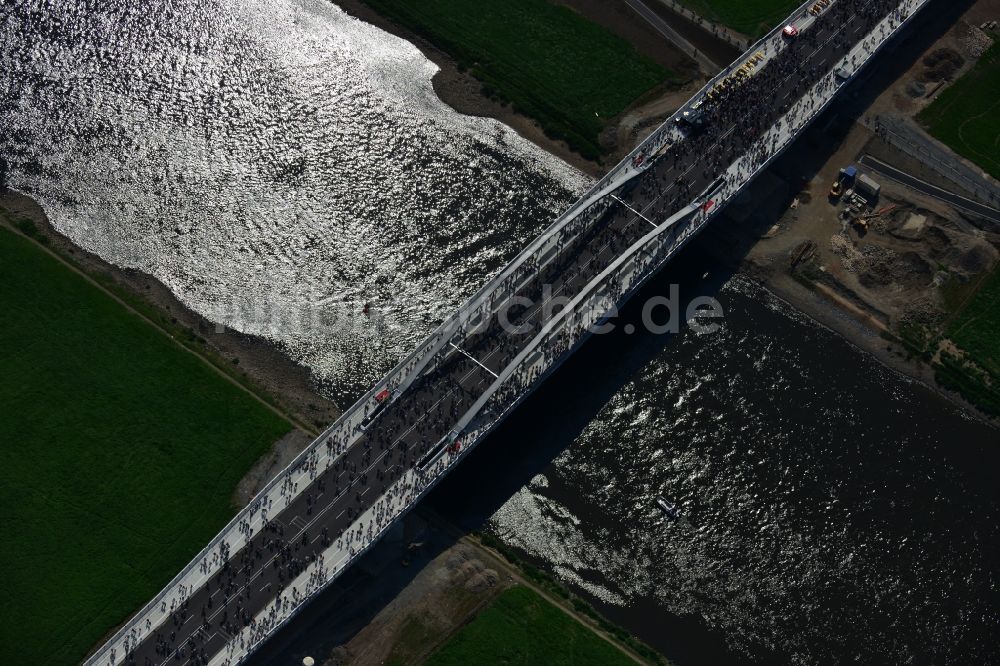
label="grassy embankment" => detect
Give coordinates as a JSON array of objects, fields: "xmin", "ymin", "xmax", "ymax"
[
  {"xmin": 424, "ymin": 586, "xmax": 636, "ymax": 666},
  {"xmin": 918, "ymin": 40, "xmax": 1000, "ymax": 180},
  {"xmin": 475, "ymin": 533, "xmax": 666, "ymax": 664},
  {"xmin": 360, "ymin": 0, "xmax": 677, "ymax": 161},
  {"xmin": 675, "ymin": 0, "xmax": 802, "ymax": 38},
  {"xmin": 890, "ymin": 251, "xmax": 1000, "ymax": 418},
  {"xmin": 0, "ymin": 223, "xmax": 292, "ymax": 664}
]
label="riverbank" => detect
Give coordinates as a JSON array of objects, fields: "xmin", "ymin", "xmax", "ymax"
[
  {"xmin": 0, "ymin": 192, "xmax": 340, "ymax": 438},
  {"xmin": 332, "ymin": 0, "xmax": 709, "ymax": 174},
  {"xmin": 720, "ymin": 139, "xmax": 1000, "ymax": 424},
  {"xmin": 711, "ymin": 0, "xmax": 1000, "ymax": 422}
]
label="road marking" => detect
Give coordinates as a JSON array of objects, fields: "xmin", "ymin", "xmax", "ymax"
[
  {"xmin": 611, "ymin": 194, "xmax": 656, "ymax": 227},
  {"xmin": 448, "ymin": 342, "xmax": 499, "ymax": 378}
]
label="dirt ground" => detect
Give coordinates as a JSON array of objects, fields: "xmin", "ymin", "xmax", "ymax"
[
  {"xmin": 863, "ymin": 0, "xmax": 1000, "ymax": 122},
  {"xmin": 318, "ymin": 527, "xmax": 649, "ymax": 666},
  {"xmin": 326, "ymin": 540, "xmax": 513, "ymax": 666}
]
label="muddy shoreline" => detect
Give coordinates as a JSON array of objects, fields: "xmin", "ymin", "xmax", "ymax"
[
  {"xmin": 746, "ymin": 264, "xmax": 995, "ymax": 425},
  {"xmin": 0, "ymin": 191, "xmax": 341, "ymax": 436},
  {"xmin": 331, "ymin": 0, "xmax": 712, "ymax": 175},
  {"xmin": 746, "ymin": 229, "xmax": 999, "ymax": 426}
]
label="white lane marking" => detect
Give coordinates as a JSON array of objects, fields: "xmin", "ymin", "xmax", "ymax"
[
  {"xmin": 447, "ymin": 342, "xmax": 499, "ymax": 378},
  {"xmin": 611, "ymin": 194, "xmax": 656, "ymax": 227}
]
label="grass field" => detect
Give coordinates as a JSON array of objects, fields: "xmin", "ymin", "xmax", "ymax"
[
  {"xmin": 424, "ymin": 586, "xmax": 634, "ymax": 665},
  {"xmin": 361, "ymin": 0, "xmax": 675, "ymax": 160},
  {"xmin": 935, "ymin": 265, "xmax": 1000, "ymax": 415},
  {"xmin": 947, "ymin": 268, "xmax": 1000, "ymax": 377},
  {"xmin": 0, "ymin": 225, "xmax": 292, "ymax": 663},
  {"xmin": 675, "ymin": 0, "xmax": 802, "ymax": 38},
  {"xmin": 918, "ymin": 41, "xmax": 1000, "ymax": 181}
]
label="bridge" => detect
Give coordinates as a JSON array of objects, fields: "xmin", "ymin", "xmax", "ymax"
[{"xmin": 87, "ymin": 0, "xmax": 936, "ymax": 663}]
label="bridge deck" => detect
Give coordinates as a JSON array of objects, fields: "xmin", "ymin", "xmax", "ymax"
[{"xmin": 89, "ymin": 0, "xmax": 936, "ymax": 663}]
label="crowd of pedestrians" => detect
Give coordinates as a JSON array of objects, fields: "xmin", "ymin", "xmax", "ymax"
[{"xmin": 104, "ymin": 1, "xmax": 918, "ymax": 663}]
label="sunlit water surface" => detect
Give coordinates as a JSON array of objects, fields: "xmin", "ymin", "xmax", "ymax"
[{"xmin": 0, "ymin": 0, "xmax": 586, "ymax": 402}]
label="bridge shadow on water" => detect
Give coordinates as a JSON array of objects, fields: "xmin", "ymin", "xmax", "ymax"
[
  {"xmin": 247, "ymin": 2, "xmax": 973, "ymax": 663},
  {"xmin": 426, "ymin": 247, "xmax": 752, "ymax": 666},
  {"xmin": 248, "ymin": 245, "xmax": 744, "ymax": 666}
]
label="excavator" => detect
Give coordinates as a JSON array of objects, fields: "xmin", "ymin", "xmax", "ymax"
[
  {"xmin": 829, "ymin": 178, "xmax": 844, "ymax": 199},
  {"xmin": 851, "ymin": 204, "xmax": 899, "ymax": 233}
]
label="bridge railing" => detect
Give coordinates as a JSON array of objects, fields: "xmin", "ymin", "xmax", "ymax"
[
  {"xmin": 407, "ymin": 0, "xmax": 825, "ymax": 365},
  {"xmin": 442, "ymin": 0, "xmax": 938, "ymax": 469},
  {"xmin": 88, "ymin": 93, "xmax": 622, "ymax": 666},
  {"xmin": 396, "ymin": 0, "xmax": 831, "ymax": 395},
  {"xmin": 89, "ymin": 0, "xmax": 933, "ymax": 662},
  {"xmin": 223, "ymin": 2, "xmax": 937, "ymax": 660},
  {"xmin": 423, "ymin": 200, "xmax": 705, "ymax": 472}
]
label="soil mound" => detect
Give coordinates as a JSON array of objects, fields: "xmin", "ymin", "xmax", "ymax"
[{"xmin": 919, "ymin": 48, "xmax": 965, "ymax": 81}]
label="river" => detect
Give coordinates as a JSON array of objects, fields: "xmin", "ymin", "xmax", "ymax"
[
  {"xmin": 2, "ymin": 1, "xmax": 998, "ymax": 664},
  {"xmin": 431, "ymin": 247, "xmax": 1000, "ymax": 665},
  {"xmin": 0, "ymin": 0, "xmax": 585, "ymax": 403}
]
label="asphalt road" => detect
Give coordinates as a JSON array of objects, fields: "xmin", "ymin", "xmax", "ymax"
[
  {"xmin": 115, "ymin": 1, "xmax": 914, "ymax": 663},
  {"xmin": 860, "ymin": 154, "xmax": 1000, "ymax": 224},
  {"xmin": 624, "ymin": 0, "xmax": 722, "ymax": 73},
  {"xmin": 874, "ymin": 115, "xmax": 1000, "ymax": 208}
]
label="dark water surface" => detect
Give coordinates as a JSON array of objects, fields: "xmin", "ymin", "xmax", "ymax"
[{"xmin": 431, "ymin": 247, "xmax": 1000, "ymax": 665}]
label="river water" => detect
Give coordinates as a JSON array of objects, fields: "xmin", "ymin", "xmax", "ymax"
[
  {"xmin": 0, "ymin": 0, "xmax": 585, "ymax": 402},
  {"xmin": 457, "ymin": 260, "xmax": 1000, "ymax": 665},
  {"xmin": 3, "ymin": 2, "xmax": 998, "ymax": 665}
]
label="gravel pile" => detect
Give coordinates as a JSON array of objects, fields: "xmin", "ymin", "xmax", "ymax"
[
  {"xmin": 830, "ymin": 234, "xmax": 893, "ymax": 273},
  {"xmin": 959, "ymin": 25, "xmax": 993, "ymax": 59}
]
